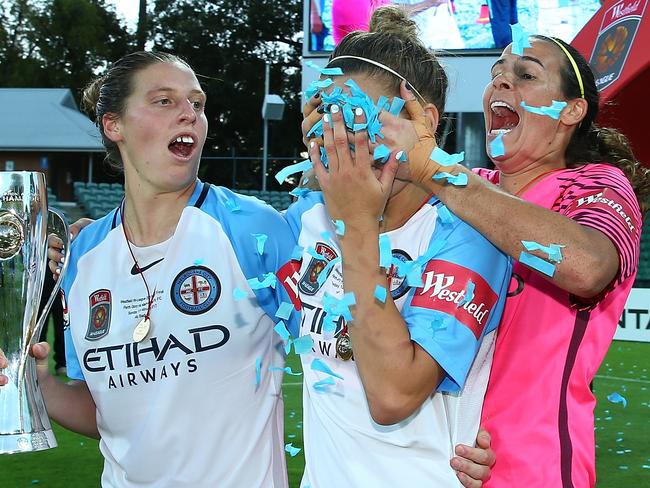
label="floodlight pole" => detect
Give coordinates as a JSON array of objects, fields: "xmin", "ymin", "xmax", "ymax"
[{"xmin": 262, "ymin": 62, "xmax": 270, "ymax": 192}]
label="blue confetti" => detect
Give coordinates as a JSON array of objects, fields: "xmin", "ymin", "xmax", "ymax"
[
  {"xmin": 252, "ymin": 233, "xmax": 268, "ymax": 255},
  {"xmin": 224, "ymin": 198, "xmax": 241, "ymax": 213},
  {"xmin": 275, "ymin": 160, "xmax": 314, "ymax": 185},
  {"xmin": 248, "ymin": 272, "xmax": 277, "ymax": 290},
  {"xmin": 305, "ymin": 60, "xmax": 343, "ymax": 76},
  {"xmin": 255, "ymin": 357, "xmax": 262, "ymax": 385},
  {"xmin": 316, "ymin": 257, "xmax": 341, "ymax": 287},
  {"xmin": 520, "ymin": 100, "xmax": 568, "ymax": 120},
  {"xmin": 306, "ymin": 246, "xmax": 327, "ymax": 261},
  {"xmin": 311, "ymin": 358, "xmax": 344, "ymax": 380},
  {"xmin": 607, "ymin": 392, "xmax": 628, "ymax": 408},
  {"xmin": 457, "ymin": 280, "xmax": 475, "ymax": 308},
  {"xmin": 322, "ymin": 313, "xmax": 338, "ymax": 334},
  {"xmin": 275, "ymin": 302, "xmax": 294, "ymax": 321},
  {"xmin": 432, "ymin": 172, "xmax": 468, "ymax": 187},
  {"xmin": 306, "ymin": 119, "xmax": 323, "ymax": 138},
  {"xmin": 193, "ymin": 258, "xmax": 204, "ymax": 265},
  {"xmin": 490, "ymin": 132, "xmax": 506, "ymax": 157},
  {"xmin": 289, "ymin": 187, "xmax": 311, "ymax": 198},
  {"xmin": 379, "ymin": 234, "xmax": 392, "ymax": 269},
  {"xmin": 519, "ymin": 251, "xmax": 556, "ymax": 277},
  {"xmin": 285, "ymin": 443, "xmax": 302, "ymax": 457},
  {"xmin": 430, "ymin": 147, "xmax": 465, "ymax": 166},
  {"xmin": 333, "ymin": 219, "xmax": 345, "ymax": 236},
  {"xmin": 373, "ymin": 144, "xmax": 391, "ymax": 163},
  {"xmin": 389, "ymin": 96, "xmax": 405, "ymax": 116},
  {"xmin": 273, "ymin": 321, "xmax": 291, "ymax": 341},
  {"xmin": 323, "ymin": 292, "xmax": 356, "ymax": 322},
  {"xmin": 437, "ymin": 205, "xmax": 454, "ymax": 224},
  {"xmin": 374, "ymin": 285, "xmax": 387, "ymax": 303},
  {"xmin": 510, "ymin": 23, "xmax": 532, "ymax": 56},
  {"xmin": 293, "ymin": 334, "xmax": 314, "ymax": 355},
  {"xmin": 521, "ymin": 240, "xmax": 565, "ymax": 263},
  {"xmin": 291, "ymin": 245, "xmax": 304, "ymax": 261},
  {"xmin": 233, "ymin": 287, "xmax": 248, "ymax": 301},
  {"xmin": 313, "ymin": 377, "xmax": 336, "ymax": 391}
]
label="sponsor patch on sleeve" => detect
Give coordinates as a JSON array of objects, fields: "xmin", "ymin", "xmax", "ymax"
[
  {"xmin": 567, "ymin": 188, "xmax": 638, "ymax": 235},
  {"xmin": 410, "ymin": 260, "xmax": 498, "ymax": 339}
]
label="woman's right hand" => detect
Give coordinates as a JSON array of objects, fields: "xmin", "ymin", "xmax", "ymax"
[
  {"xmin": 48, "ymin": 217, "xmax": 94, "ymax": 279},
  {"xmin": 0, "ymin": 342, "xmax": 51, "ymax": 386}
]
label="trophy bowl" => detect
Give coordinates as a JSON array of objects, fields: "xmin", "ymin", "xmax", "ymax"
[{"xmin": 0, "ymin": 171, "xmax": 70, "ymax": 454}]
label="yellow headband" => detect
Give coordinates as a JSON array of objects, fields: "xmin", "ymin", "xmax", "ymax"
[{"xmin": 547, "ymin": 37, "xmax": 585, "ymax": 99}]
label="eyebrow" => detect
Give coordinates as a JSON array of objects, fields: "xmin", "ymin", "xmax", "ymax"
[
  {"xmin": 147, "ymin": 87, "xmax": 206, "ymax": 97},
  {"xmin": 491, "ymin": 55, "xmax": 545, "ymax": 72}
]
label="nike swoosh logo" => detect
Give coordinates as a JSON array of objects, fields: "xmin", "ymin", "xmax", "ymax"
[{"xmin": 130, "ymin": 258, "xmax": 164, "ymax": 275}]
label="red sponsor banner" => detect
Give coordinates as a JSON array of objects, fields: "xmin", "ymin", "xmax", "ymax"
[
  {"xmin": 568, "ymin": 187, "xmax": 638, "ymax": 235},
  {"xmin": 90, "ymin": 289, "xmax": 110, "ymax": 307},
  {"xmin": 276, "ymin": 259, "xmax": 302, "ymax": 310},
  {"xmin": 411, "ymin": 260, "xmax": 497, "ymax": 339},
  {"xmin": 602, "ymin": 0, "xmax": 646, "ymax": 28}
]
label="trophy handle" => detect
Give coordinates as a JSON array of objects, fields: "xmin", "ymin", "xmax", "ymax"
[{"xmin": 33, "ymin": 208, "xmax": 71, "ymax": 337}]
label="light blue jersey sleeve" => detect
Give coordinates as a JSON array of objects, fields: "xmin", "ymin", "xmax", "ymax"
[
  {"xmin": 61, "ymin": 210, "xmax": 119, "ymax": 381},
  {"xmin": 201, "ymin": 186, "xmax": 302, "ymax": 337},
  {"xmin": 401, "ymin": 207, "xmax": 511, "ymax": 393}
]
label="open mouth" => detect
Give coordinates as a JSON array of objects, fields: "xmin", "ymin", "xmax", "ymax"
[
  {"xmin": 490, "ymin": 101, "xmax": 520, "ymax": 134},
  {"xmin": 168, "ymin": 135, "xmax": 196, "ymax": 158}
]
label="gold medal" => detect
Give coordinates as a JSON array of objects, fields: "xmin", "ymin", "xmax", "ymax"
[
  {"xmin": 335, "ymin": 332, "xmax": 353, "ymax": 361},
  {"xmin": 133, "ymin": 317, "xmax": 151, "ymax": 343}
]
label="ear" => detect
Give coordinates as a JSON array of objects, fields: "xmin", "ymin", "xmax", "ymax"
[
  {"xmin": 102, "ymin": 114, "xmax": 123, "ymax": 143},
  {"xmin": 559, "ymin": 98, "xmax": 588, "ymax": 128},
  {"xmin": 422, "ymin": 103, "xmax": 440, "ymax": 133}
]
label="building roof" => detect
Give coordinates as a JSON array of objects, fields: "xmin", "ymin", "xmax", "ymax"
[{"xmin": 0, "ymin": 88, "xmax": 104, "ymax": 152}]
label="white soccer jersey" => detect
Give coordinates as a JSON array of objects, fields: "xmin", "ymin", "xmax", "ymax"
[
  {"xmin": 62, "ymin": 181, "xmax": 300, "ymax": 488},
  {"xmin": 284, "ymin": 193, "xmax": 511, "ymax": 488}
]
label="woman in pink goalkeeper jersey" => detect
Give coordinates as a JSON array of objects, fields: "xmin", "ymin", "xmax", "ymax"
[{"xmin": 325, "ymin": 34, "xmax": 650, "ymax": 487}]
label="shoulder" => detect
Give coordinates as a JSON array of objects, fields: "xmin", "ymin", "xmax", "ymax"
[
  {"xmin": 71, "ymin": 208, "xmax": 119, "ymax": 259},
  {"xmin": 285, "ymin": 191, "xmax": 326, "ymax": 228}
]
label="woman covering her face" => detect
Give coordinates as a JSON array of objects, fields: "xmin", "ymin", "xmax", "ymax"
[{"xmin": 301, "ymin": 15, "xmax": 650, "ymax": 487}]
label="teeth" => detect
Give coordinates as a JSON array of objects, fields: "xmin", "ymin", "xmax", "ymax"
[
  {"xmin": 490, "ymin": 101, "xmax": 515, "ymax": 112},
  {"xmin": 490, "ymin": 128, "xmax": 512, "ymax": 135},
  {"xmin": 174, "ymin": 136, "xmax": 194, "ymax": 144}
]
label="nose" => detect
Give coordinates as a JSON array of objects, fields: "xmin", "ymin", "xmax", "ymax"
[
  {"xmin": 492, "ymin": 72, "xmax": 513, "ymax": 91},
  {"xmin": 178, "ymin": 99, "xmax": 197, "ymax": 124}
]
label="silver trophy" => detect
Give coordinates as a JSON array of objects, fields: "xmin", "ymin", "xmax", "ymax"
[{"xmin": 0, "ymin": 171, "xmax": 70, "ymax": 454}]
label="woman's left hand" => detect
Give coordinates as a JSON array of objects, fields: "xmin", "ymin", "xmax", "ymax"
[
  {"xmin": 451, "ymin": 428, "xmax": 496, "ymax": 487},
  {"xmin": 311, "ymin": 104, "xmax": 399, "ymax": 227}
]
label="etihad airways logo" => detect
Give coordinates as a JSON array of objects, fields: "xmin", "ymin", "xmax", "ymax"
[
  {"xmin": 411, "ymin": 260, "xmax": 498, "ymax": 339},
  {"xmin": 574, "ymin": 189, "xmax": 636, "ymax": 234}
]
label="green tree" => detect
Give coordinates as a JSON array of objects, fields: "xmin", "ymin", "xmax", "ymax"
[
  {"xmin": 0, "ymin": 0, "xmax": 131, "ymax": 96},
  {"xmin": 152, "ymin": 0, "xmax": 304, "ymax": 189}
]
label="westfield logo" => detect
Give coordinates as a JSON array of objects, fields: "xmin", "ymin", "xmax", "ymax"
[{"xmin": 419, "ymin": 272, "xmax": 491, "ymax": 326}]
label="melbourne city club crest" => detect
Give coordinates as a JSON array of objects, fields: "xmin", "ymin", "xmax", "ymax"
[
  {"xmin": 171, "ymin": 266, "xmax": 221, "ymax": 315},
  {"xmin": 86, "ymin": 289, "xmax": 112, "ymax": 341},
  {"xmin": 298, "ymin": 242, "xmax": 338, "ymax": 295},
  {"xmin": 388, "ymin": 249, "xmax": 413, "ymax": 300}
]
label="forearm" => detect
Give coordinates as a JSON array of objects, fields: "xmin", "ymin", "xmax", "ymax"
[
  {"xmin": 39, "ymin": 373, "xmax": 99, "ymax": 438},
  {"xmin": 424, "ymin": 166, "xmax": 619, "ymax": 297},
  {"xmin": 340, "ymin": 222, "xmax": 442, "ymax": 425}
]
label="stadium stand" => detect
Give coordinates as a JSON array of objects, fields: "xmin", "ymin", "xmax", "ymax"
[{"xmin": 71, "ymin": 182, "xmax": 294, "ymax": 219}]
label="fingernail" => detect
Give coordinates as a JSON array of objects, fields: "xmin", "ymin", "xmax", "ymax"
[
  {"xmin": 323, "ymin": 114, "xmax": 330, "ymax": 124},
  {"xmin": 310, "ymin": 141, "xmax": 316, "ymax": 148},
  {"xmin": 451, "ymin": 458, "xmax": 461, "ymax": 470},
  {"xmin": 354, "ymin": 107, "xmax": 364, "ymax": 117},
  {"xmin": 70, "ymin": 232, "xmax": 75, "ymax": 240},
  {"xmin": 314, "ymin": 92, "xmax": 320, "ymax": 99},
  {"xmin": 456, "ymin": 445, "xmax": 466, "ymax": 455},
  {"xmin": 60, "ymin": 256, "xmax": 65, "ymax": 264},
  {"xmin": 330, "ymin": 104, "xmax": 340, "ymax": 114},
  {"xmin": 317, "ymin": 105, "xmax": 326, "ymax": 114},
  {"xmin": 55, "ymin": 268, "xmax": 61, "ymax": 275},
  {"xmin": 396, "ymin": 150, "xmax": 404, "ymax": 160},
  {"xmin": 405, "ymin": 82, "xmax": 413, "ymax": 91}
]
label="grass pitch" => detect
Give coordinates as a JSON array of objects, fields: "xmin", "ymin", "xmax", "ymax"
[{"xmin": 0, "ymin": 334, "xmax": 647, "ymax": 487}]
